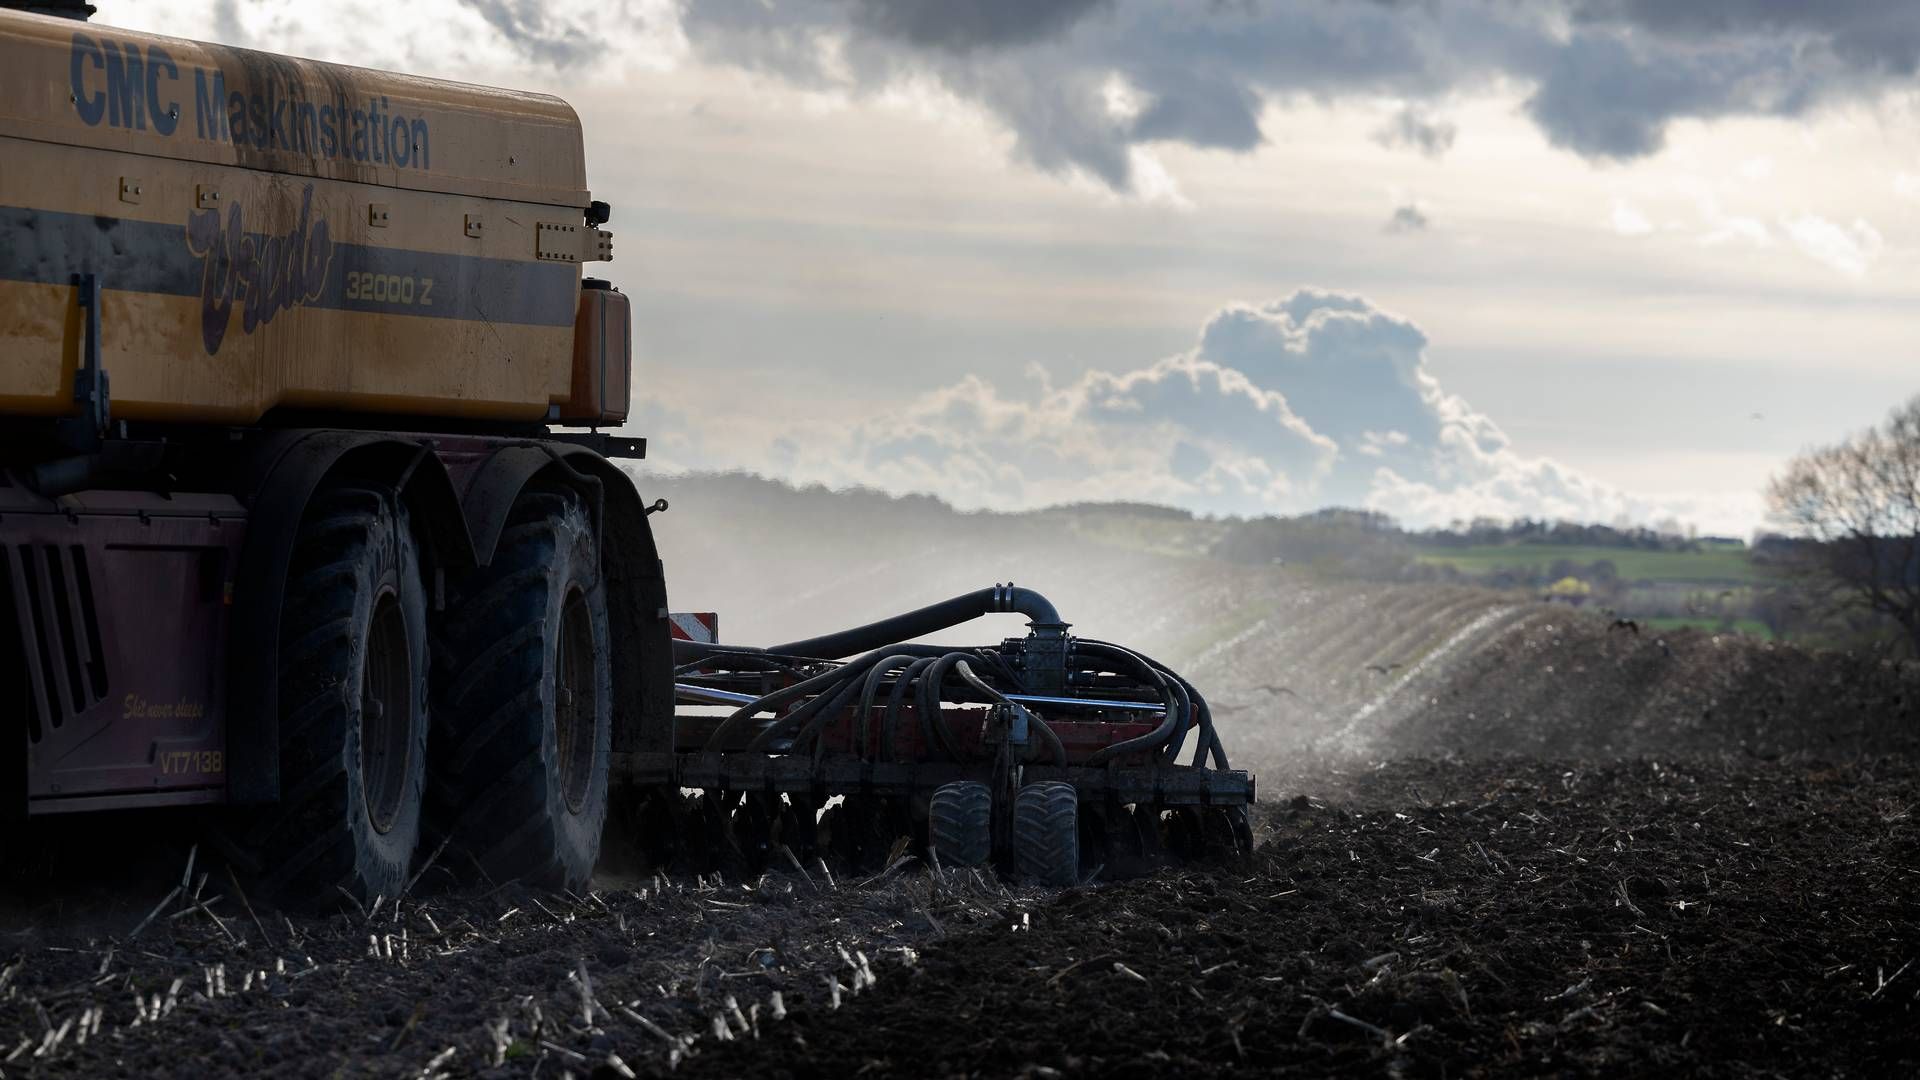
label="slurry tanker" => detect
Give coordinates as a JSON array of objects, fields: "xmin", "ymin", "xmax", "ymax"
[{"xmin": 0, "ymin": 3, "xmax": 1252, "ymax": 906}]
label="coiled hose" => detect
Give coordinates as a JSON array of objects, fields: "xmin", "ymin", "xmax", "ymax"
[{"xmin": 688, "ymin": 586, "xmax": 1223, "ymax": 770}]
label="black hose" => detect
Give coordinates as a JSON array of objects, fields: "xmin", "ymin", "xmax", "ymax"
[
  {"xmin": 976, "ymin": 649, "xmax": 1029, "ymax": 693},
  {"xmin": 954, "ymin": 660, "xmax": 1065, "ymax": 766},
  {"xmin": 703, "ymin": 646, "xmax": 896, "ymax": 751},
  {"xmin": 791, "ymin": 672, "xmax": 879, "ymax": 760},
  {"xmin": 1181, "ymin": 685, "xmax": 1226, "ymax": 770},
  {"xmin": 764, "ymin": 586, "xmax": 1066, "ymax": 660},
  {"xmin": 1080, "ymin": 639, "xmax": 1230, "ymax": 770},
  {"xmin": 747, "ymin": 672, "xmax": 854, "ymax": 752},
  {"xmin": 884, "ymin": 656, "xmax": 937, "ymax": 762},
  {"xmin": 917, "ymin": 651, "xmax": 982, "ymax": 760},
  {"xmin": 1157, "ymin": 671, "xmax": 1196, "ymax": 763},
  {"xmin": 1075, "ymin": 640, "xmax": 1184, "ymax": 766},
  {"xmin": 684, "ymin": 600, "xmax": 1230, "ymax": 771},
  {"xmin": 854, "ymin": 654, "xmax": 919, "ymax": 761}
]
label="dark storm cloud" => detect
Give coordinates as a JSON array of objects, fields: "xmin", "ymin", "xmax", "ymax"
[
  {"xmin": 447, "ymin": 2, "xmax": 1917, "ymax": 189},
  {"xmin": 1374, "ymin": 105, "xmax": 1457, "ymax": 157},
  {"xmin": 845, "ymin": 0, "xmax": 1113, "ymax": 52},
  {"xmin": 667, "ymin": 0, "xmax": 1920, "ymax": 192},
  {"xmin": 1574, "ymin": 0, "xmax": 1920, "ymax": 76},
  {"xmin": 684, "ymin": 0, "xmax": 1471, "ymax": 189},
  {"xmin": 456, "ymin": 0, "xmax": 599, "ymax": 67}
]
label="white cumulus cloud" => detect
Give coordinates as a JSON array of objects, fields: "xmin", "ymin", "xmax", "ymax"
[
  {"xmin": 1610, "ymin": 199, "xmax": 1654, "ymax": 236},
  {"xmin": 746, "ymin": 289, "xmax": 1709, "ymax": 528},
  {"xmin": 1779, "ymin": 214, "xmax": 1884, "ymax": 278}
]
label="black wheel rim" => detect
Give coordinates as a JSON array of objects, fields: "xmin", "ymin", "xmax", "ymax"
[
  {"xmin": 361, "ymin": 591, "xmax": 411, "ymax": 835},
  {"xmin": 555, "ymin": 586, "xmax": 599, "ymax": 814}
]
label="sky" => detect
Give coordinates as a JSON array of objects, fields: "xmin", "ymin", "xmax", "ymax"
[{"xmin": 101, "ymin": 0, "xmax": 1920, "ymax": 536}]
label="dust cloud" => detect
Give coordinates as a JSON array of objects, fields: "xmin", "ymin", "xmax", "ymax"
[
  {"xmin": 633, "ymin": 472, "xmax": 1476, "ymax": 784},
  {"xmin": 634, "ymin": 472, "xmax": 1919, "ymax": 790}
]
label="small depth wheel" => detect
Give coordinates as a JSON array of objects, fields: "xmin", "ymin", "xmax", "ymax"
[
  {"xmin": 1011, "ymin": 781, "xmax": 1080, "ymax": 887},
  {"xmin": 928, "ymin": 781, "xmax": 992, "ymax": 868}
]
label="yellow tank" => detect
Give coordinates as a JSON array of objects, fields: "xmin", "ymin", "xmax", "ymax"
[{"xmin": 0, "ymin": 8, "xmax": 612, "ymax": 424}]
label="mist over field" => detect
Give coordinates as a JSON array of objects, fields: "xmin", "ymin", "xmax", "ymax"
[{"xmin": 639, "ymin": 471, "xmax": 1919, "ymax": 787}]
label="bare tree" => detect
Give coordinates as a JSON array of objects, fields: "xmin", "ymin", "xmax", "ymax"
[{"xmin": 1766, "ymin": 395, "xmax": 1920, "ymax": 655}]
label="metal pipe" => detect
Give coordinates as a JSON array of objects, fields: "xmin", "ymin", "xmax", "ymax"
[
  {"xmin": 676, "ymin": 683, "xmax": 759, "ymax": 706},
  {"xmin": 1002, "ymin": 694, "xmax": 1163, "ymax": 713}
]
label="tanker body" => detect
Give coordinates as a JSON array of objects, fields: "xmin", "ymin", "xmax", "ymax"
[
  {"xmin": 2, "ymin": 6, "xmax": 1254, "ymax": 907},
  {"xmin": 0, "ymin": 4, "xmax": 673, "ymax": 904}
]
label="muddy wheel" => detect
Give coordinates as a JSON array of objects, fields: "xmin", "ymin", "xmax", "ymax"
[
  {"xmin": 428, "ymin": 486, "xmax": 611, "ymax": 892},
  {"xmin": 928, "ymin": 781, "xmax": 992, "ymax": 868},
  {"xmin": 232, "ymin": 484, "xmax": 429, "ymax": 909},
  {"xmin": 1012, "ymin": 781, "xmax": 1079, "ymax": 886}
]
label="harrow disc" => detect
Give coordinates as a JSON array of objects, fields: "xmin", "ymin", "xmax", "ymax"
[{"xmin": 1166, "ymin": 805, "xmax": 1251, "ymax": 864}]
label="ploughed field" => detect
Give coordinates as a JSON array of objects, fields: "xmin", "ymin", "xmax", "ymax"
[
  {"xmin": 5, "ymin": 759, "xmax": 1917, "ymax": 1079},
  {"xmin": 4, "ymin": 580, "xmax": 1916, "ymax": 1079}
]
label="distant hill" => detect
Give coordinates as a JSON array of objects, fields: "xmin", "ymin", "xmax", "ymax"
[{"xmin": 628, "ymin": 471, "xmax": 1806, "ymax": 645}]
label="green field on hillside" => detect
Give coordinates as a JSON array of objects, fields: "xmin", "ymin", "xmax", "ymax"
[
  {"xmin": 1413, "ymin": 543, "xmax": 1763, "ymax": 584},
  {"xmin": 1641, "ymin": 615, "xmax": 1776, "ymax": 638}
]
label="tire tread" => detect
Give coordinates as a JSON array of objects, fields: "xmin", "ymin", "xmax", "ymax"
[
  {"xmin": 1012, "ymin": 781, "xmax": 1079, "ymax": 886},
  {"xmin": 928, "ymin": 781, "xmax": 992, "ymax": 868}
]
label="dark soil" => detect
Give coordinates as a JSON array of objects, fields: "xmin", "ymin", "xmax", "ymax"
[
  {"xmin": 678, "ymin": 757, "xmax": 1920, "ymax": 1079},
  {"xmin": 4, "ymin": 756, "xmax": 1914, "ymax": 1078},
  {"xmin": 4, "ymin": 579, "xmax": 1918, "ymax": 1077},
  {"xmin": 1383, "ymin": 618, "xmax": 1920, "ymax": 762},
  {"xmin": 0, "ymin": 843, "xmax": 1015, "ymax": 1078}
]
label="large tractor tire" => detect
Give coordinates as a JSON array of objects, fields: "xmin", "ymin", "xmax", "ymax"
[
  {"xmin": 428, "ymin": 486, "xmax": 612, "ymax": 891},
  {"xmin": 928, "ymin": 781, "xmax": 992, "ymax": 868},
  {"xmin": 231, "ymin": 483, "xmax": 430, "ymax": 909},
  {"xmin": 1011, "ymin": 781, "xmax": 1080, "ymax": 887}
]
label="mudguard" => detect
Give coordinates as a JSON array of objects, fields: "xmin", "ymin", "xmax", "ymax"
[{"xmin": 459, "ymin": 443, "xmax": 674, "ymax": 765}]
